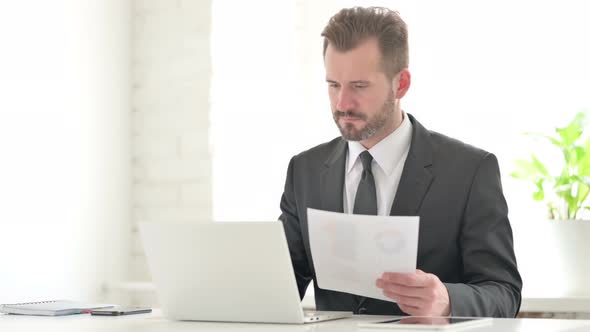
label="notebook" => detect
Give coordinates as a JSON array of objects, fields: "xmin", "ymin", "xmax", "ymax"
[{"xmin": 0, "ymin": 300, "xmax": 114, "ymax": 316}]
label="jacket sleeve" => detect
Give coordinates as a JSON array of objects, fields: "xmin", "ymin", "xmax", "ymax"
[
  {"xmin": 445, "ymin": 153, "xmax": 523, "ymax": 317},
  {"xmin": 278, "ymin": 156, "xmax": 313, "ymax": 300}
]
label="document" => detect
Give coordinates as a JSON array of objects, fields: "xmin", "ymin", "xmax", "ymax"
[{"xmin": 307, "ymin": 208, "xmax": 419, "ymax": 302}]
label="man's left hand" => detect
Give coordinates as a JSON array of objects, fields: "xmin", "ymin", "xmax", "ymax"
[{"xmin": 375, "ymin": 269, "xmax": 451, "ymax": 316}]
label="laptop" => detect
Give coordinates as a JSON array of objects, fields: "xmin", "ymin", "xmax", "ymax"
[{"xmin": 139, "ymin": 221, "xmax": 352, "ymax": 324}]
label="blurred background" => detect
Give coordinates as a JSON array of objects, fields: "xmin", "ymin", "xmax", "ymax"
[{"xmin": 0, "ymin": 0, "xmax": 589, "ymax": 314}]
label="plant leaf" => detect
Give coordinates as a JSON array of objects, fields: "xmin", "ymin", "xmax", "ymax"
[
  {"xmin": 571, "ymin": 146, "xmax": 586, "ymax": 164},
  {"xmin": 532, "ymin": 180, "xmax": 545, "ymax": 201},
  {"xmin": 540, "ymin": 134, "xmax": 564, "ymax": 148},
  {"xmin": 579, "ymin": 137, "xmax": 590, "ymax": 176},
  {"xmin": 554, "ymin": 175, "xmax": 571, "ymax": 191},
  {"xmin": 566, "ymin": 195, "xmax": 577, "ymax": 219},
  {"xmin": 530, "ymin": 154, "xmax": 550, "ymax": 177},
  {"xmin": 511, "ymin": 159, "xmax": 545, "ymax": 181},
  {"xmin": 576, "ymin": 182, "xmax": 590, "ymax": 212},
  {"xmin": 556, "ymin": 112, "xmax": 586, "ymax": 146}
]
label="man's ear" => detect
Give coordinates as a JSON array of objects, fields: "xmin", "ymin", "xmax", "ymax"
[{"xmin": 392, "ymin": 69, "xmax": 411, "ymax": 99}]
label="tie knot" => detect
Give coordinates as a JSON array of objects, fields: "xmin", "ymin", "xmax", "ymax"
[{"xmin": 359, "ymin": 151, "xmax": 373, "ymax": 172}]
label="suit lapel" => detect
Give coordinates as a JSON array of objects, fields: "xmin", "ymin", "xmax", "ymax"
[
  {"xmin": 318, "ymin": 139, "xmax": 357, "ymax": 308},
  {"xmin": 319, "ymin": 139, "xmax": 347, "ymax": 213},
  {"xmin": 390, "ymin": 114, "xmax": 434, "ymax": 216}
]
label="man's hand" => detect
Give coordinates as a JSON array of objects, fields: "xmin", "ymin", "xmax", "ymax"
[{"xmin": 375, "ymin": 269, "xmax": 451, "ymax": 316}]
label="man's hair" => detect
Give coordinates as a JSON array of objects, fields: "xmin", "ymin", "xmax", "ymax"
[{"xmin": 321, "ymin": 7, "xmax": 409, "ymax": 80}]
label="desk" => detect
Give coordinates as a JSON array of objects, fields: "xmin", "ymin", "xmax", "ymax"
[
  {"xmin": 110, "ymin": 282, "xmax": 590, "ymax": 318},
  {"xmin": 301, "ymin": 295, "xmax": 590, "ymax": 319},
  {"xmin": 1, "ymin": 311, "xmax": 590, "ymax": 332},
  {"xmin": 520, "ymin": 297, "xmax": 590, "ymax": 318}
]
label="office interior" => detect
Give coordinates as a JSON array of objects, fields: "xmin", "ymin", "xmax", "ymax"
[{"xmin": 0, "ymin": 0, "xmax": 589, "ymax": 321}]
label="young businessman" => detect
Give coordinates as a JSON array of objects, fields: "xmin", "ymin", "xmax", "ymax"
[{"xmin": 278, "ymin": 7, "xmax": 522, "ymax": 317}]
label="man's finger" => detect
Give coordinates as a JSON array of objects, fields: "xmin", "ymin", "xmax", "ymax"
[
  {"xmin": 382, "ymin": 271, "xmax": 430, "ymax": 287},
  {"xmin": 376, "ymin": 278, "xmax": 432, "ymax": 299},
  {"xmin": 383, "ymin": 290, "xmax": 424, "ymax": 308},
  {"xmin": 397, "ymin": 303, "xmax": 422, "ymax": 316}
]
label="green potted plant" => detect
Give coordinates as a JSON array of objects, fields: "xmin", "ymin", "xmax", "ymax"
[
  {"xmin": 511, "ymin": 110, "xmax": 590, "ymax": 296},
  {"xmin": 511, "ymin": 111, "xmax": 590, "ymax": 219}
]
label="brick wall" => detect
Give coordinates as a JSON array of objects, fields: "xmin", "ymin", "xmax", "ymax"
[{"xmin": 131, "ymin": 0, "xmax": 212, "ymax": 293}]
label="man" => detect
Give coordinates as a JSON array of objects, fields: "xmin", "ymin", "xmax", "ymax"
[{"xmin": 278, "ymin": 7, "xmax": 522, "ymax": 317}]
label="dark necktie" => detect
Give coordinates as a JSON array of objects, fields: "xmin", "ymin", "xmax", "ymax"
[
  {"xmin": 353, "ymin": 151, "xmax": 377, "ymax": 215},
  {"xmin": 352, "ymin": 150, "xmax": 377, "ymax": 314}
]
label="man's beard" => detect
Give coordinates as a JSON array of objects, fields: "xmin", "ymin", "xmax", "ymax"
[{"xmin": 333, "ymin": 98, "xmax": 395, "ymax": 141}]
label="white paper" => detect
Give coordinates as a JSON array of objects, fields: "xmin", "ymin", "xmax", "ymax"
[{"xmin": 307, "ymin": 208, "xmax": 419, "ymax": 302}]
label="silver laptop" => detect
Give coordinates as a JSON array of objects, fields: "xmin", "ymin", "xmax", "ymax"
[{"xmin": 139, "ymin": 221, "xmax": 352, "ymax": 324}]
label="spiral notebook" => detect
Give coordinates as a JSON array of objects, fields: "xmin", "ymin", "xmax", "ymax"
[{"xmin": 0, "ymin": 300, "xmax": 114, "ymax": 316}]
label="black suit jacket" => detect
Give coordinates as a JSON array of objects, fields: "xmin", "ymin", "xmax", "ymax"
[{"xmin": 279, "ymin": 114, "xmax": 522, "ymax": 317}]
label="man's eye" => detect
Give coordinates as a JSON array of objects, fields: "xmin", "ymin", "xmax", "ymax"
[
  {"xmin": 354, "ymin": 84, "xmax": 368, "ymax": 89},
  {"xmin": 329, "ymin": 83, "xmax": 339, "ymax": 88}
]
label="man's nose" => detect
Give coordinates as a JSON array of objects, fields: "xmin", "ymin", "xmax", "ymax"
[{"xmin": 336, "ymin": 88, "xmax": 356, "ymax": 111}]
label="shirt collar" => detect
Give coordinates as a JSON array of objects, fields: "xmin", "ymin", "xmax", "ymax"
[{"xmin": 346, "ymin": 111, "xmax": 413, "ymax": 175}]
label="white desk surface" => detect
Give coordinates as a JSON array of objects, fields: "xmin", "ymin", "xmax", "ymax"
[
  {"xmin": 1, "ymin": 311, "xmax": 590, "ymax": 332},
  {"xmin": 302, "ymin": 295, "xmax": 590, "ymax": 313}
]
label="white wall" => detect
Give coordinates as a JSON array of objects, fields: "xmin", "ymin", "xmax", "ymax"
[
  {"xmin": 0, "ymin": 0, "xmax": 130, "ymax": 303},
  {"xmin": 131, "ymin": 0, "xmax": 212, "ymax": 291}
]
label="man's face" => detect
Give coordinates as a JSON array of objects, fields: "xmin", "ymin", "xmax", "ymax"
[{"xmin": 325, "ymin": 38, "xmax": 397, "ymax": 142}]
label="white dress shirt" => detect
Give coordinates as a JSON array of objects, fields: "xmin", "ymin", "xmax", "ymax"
[{"xmin": 343, "ymin": 112, "xmax": 413, "ymax": 216}]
